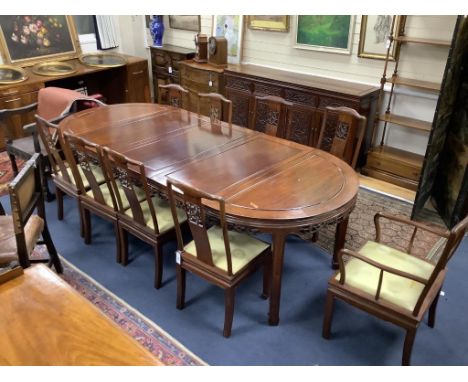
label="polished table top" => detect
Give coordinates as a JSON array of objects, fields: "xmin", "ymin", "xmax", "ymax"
[
  {"xmin": 60, "ymin": 103, "xmax": 359, "ymax": 325},
  {"xmin": 0, "ymin": 265, "xmax": 163, "ymax": 365}
]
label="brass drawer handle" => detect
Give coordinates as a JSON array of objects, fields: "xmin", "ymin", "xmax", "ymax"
[
  {"xmin": 132, "ymin": 70, "xmax": 144, "ymax": 75},
  {"xmin": 5, "ymin": 97, "xmax": 21, "ymax": 103}
]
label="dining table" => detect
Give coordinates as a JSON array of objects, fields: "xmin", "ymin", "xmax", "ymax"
[{"xmin": 59, "ymin": 103, "xmax": 359, "ymax": 325}]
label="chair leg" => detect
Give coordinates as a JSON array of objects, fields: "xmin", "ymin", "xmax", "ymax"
[
  {"xmin": 82, "ymin": 207, "xmax": 91, "ymax": 244},
  {"xmin": 402, "ymin": 328, "xmax": 417, "ymax": 366},
  {"xmin": 77, "ymin": 200, "xmax": 84, "ymax": 238},
  {"xmin": 428, "ymin": 288, "xmax": 442, "ymax": 328},
  {"xmin": 312, "ymin": 231, "xmax": 319, "ymax": 242},
  {"xmin": 261, "ymin": 255, "xmax": 272, "ymax": 299},
  {"xmin": 42, "ymin": 223, "xmax": 63, "ymax": 274},
  {"xmin": 223, "ymin": 287, "xmax": 235, "ymax": 338},
  {"xmin": 8, "ymin": 152, "xmax": 19, "ymax": 176},
  {"xmin": 154, "ymin": 242, "xmax": 163, "ymax": 289},
  {"xmin": 119, "ymin": 226, "xmax": 128, "ymax": 265},
  {"xmin": 56, "ymin": 188, "xmax": 64, "ymax": 220},
  {"xmin": 113, "ymin": 221, "xmax": 121, "ymax": 264},
  {"xmin": 176, "ymin": 264, "xmax": 186, "ymax": 310},
  {"xmin": 322, "ymin": 290, "xmax": 335, "ymax": 339}
]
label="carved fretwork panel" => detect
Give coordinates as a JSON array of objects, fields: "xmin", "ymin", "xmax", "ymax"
[
  {"xmin": 285, "ymin": 107, "xmax": 316, "ymax": 146},
  {"xmin": 317, "ymin": 111, "xmax": 339, "ymax": 152},
  {"xmin": 254, "ymin": 83, "xmax": 282, "ymax": 97},
  {"xmin": 225, "ymin": 76, "xmax": 251, "ymax": 92},
  {"xmin": 284, "ymin": 89, "xmax": 318, "ymax": 106},
  {"xmin": 185, "ymin": 202, "xmax": 204, "ymax": 227},
  {"xmin": 227, "ymin": 89, "xmax": 250, "ymax": 127},
  {"xmin": 254, "ymin": 102, "xmax": 278, "ymax": 134}
]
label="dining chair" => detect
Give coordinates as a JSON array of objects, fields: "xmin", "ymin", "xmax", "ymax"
[
  {"xmin": 322, "ymin": 211, "xmax": 468, "ymax": 365},
  {"xmin": 167, "ymin": 178, "xmax": 272, "ymax": 337},
  {"xmin": 251, "ymin": 95, "xmax": 293, "ymax": 137},
  {"xmin": 158, "ymin": 84, "xmax": 189, "ymax": 110},
  {"xmin": 0, "ymin": 154, "xmax": 62, "ymax": 273},
  {"xmin": 317, "ymin": 106, "xmax": 366, "ymax": 169},
  {"xmin": 197, "ymin": 92, "xmax": 232, "ymax": 128},
  {"xmin": 61, "ymin": 132, "xmax": 130, "ymax": 263},
  {"xmin": 102, "ymin": 147, "xmax": 187, "ymax": 288}
]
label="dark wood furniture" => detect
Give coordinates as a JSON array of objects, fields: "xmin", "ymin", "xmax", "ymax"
[
  {"xmin": 323, "ymin": 212, "xmax": 468, "ymax": 365},
  {"xmin": 0, "ymin": 154, "xmax": 62, "ymax": 272},
  {"xmin": 158, "ymin": 84, "xmax": 189, "ymax": 109},
  {"xmin": 252, "ymin": 95, "xmax": 293, "ymax": 137},
  {"xmin": 0, "ymin": 264, "xmax": 163, "ymax": 366},
  {"xmin": 317, "ymin": 106, "xmax": 367, "ymax": 168},
  {"xmin": 59, "ymin": 103, "xmax": 359, "ymax": 326},
  {"xmin": 180, "ymin": 60, "xmax": 225, "ymax": 116},
  {"xmin": 223, "ymin": 64, "xmax": 379, "ymax": 165},
  {"xmin": 102, "ymin": 147, "xmax": 186, "ymax": 289},
  {"xmin": 167, "ymin": 179, "xmax": 271, "ymax": 337},
  {"xmin": 197, "ymin": 92, "xmax": 232, "ymax": 126},
  {"xmin": 0, "ymin": 54, "xmax": 150, "ymax": 152},
  {"xmin": 150, "ymin": 45, "xmax": 195, "ymax": 103}
]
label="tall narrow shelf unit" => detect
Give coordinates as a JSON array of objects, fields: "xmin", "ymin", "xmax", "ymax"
[{"xmin": 363, "ymin": 16, "xmax": 452, "ymax": 190}]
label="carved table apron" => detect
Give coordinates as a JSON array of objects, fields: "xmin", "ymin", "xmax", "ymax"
[{"xmin": 60, "ymin": 103, "xmax": 359, "ymax": 326}]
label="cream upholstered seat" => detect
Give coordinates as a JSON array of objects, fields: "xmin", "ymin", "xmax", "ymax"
[
  {"xmin": 184, "ymin": 226, "xmax": 270, "ymax": 274},
  {"xmin": 335, "ymin": 241, "xmax": 435, "ymax": 311},
  {"xmin": 58, "ymin": 164, "xmax": 106, "ymax": 189},
  {"xmin": 124, "ymin": 196, "xmax": 187, "ymax": 234},
  {"xmin": 86, "ymin": 182, "xmax": 146, "ymax": 211}
]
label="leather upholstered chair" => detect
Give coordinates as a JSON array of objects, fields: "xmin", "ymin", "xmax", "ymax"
[
  {"xmin": 251, "ymin": 95, "xmax": 292, "ymax": 137},
  {"xmin": 158, "ymin": 84, "xmax": 189, "ymax": 110},
  {"xmin": 167, "ymin": 178, "xmax": 272, "ymax": 337},
  {"xmin": 102, "ymin": 147, "xmax": 186, "ymax": 289},
  {"xmin": 0, "ymin": 154, "xmax": 62, "ymax": 273},
  {"xmin": 317, "ymin": 106, "xmax": 366, "ymax": 169},
  {"xmin": 322, "ymin": 212, "xmax": 468, "ymax": 365}
]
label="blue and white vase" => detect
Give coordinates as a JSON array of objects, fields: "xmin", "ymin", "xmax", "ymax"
[{"xmin": 150, "ymin": 15, "xmax": 164, "ymax": 47}]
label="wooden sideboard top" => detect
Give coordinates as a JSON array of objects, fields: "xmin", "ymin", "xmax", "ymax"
[
  {"xmin": 150, "ymin": 44, "xmax": 196, "ymax": 55},
  {"xmin": 0, "ymin": 54, "xmax": 147, "ymax": 95},
  {"xmin": 225, "ymin": 63, "xmax": 379, "ymax": 98},
  {"xmin": 180, "ymin": 59, "xmax": 225, "ymax": 74}
]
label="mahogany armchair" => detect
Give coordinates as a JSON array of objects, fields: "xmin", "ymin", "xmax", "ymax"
[
  {"xmin": 322, "ymin": 212, "xmax": 468, "ymax": 365},
  {"xmin": 167, "ymin": 178, "xmax": 271, "ymax": 337},
  {"xmin": 251, "ymin": 95, "xmax": 292, "ymax": 138}
]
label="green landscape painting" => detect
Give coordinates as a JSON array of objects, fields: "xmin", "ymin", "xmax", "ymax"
[{"xmin": 297, "ymin": 15, "xmax": 352, "ymax": 49}]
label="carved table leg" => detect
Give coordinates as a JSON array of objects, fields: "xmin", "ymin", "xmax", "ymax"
[
  {"xmin": 268, "ymin": 231, "xmax": 287, "ymax": 326},
  {"xmin": 333, "ymin": 217, "xmax": 349, "ymax": 269}
]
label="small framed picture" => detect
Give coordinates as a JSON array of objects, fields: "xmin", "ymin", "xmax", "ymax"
[
  {"xmin": 247, "ymin": 16, "xmax": 289, "ymax": 33},
  {"xmin": 212, "ymin": 15, "xmax": 243, "ymax": 64},
  {"xmin": 168, "ymin": 15, "xmax": 200, "ymax": 32},
  {"xmin": 358, "ymin": 16, "xmax": 402, "ymax": 60}
]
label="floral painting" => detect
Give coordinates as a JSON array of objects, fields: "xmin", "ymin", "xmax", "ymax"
[{"xmin": 0, "ymin": 15, "xmax": 80, "ymax": 66}]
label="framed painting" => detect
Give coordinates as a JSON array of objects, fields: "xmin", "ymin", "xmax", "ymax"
[
  {"xmin": 247, "ymin": 16, "xmax": 289, "ymax": 32},
  {"xmin": 168, "ymin": 15, "xmax": 200, "ymax": 32},
  {"xmin": 212, "ymin": 15, "xmax": 243, "ymax": 64},
  {"xmin": 0, "ymin": 15, "xmax": 81, "ymax": 67},
  {"xmin": 294, "ymin": 15, "xmax": 355, "ymax": 54},
  {"xmin": 358, "ymin": 15, "xmax": 402, "ymax": 60}
]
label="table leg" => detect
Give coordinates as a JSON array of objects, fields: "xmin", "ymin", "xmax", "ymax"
[
  {"xmin": 333, "ymin": 217, "xmax": 349, "ymax": 269},
  {"xmin": 268, "ymin": 232, "xmax": 286, "ymax": 326}
]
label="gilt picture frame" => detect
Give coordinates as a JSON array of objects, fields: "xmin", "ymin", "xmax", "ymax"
[
  {"xmin": 0, "ymin": 15, "xmax": 81, "ymax": 67},
  {"xmin": 294, "ymin": 15, "xmax": 355, "ymax": 55},
  {"xmin": 168, "ymin": 15, "xmax": 201, "ymax": 32},
  {"xmin": 358, "ymin": 15, "xmax": 402, "ymax": 60},
  {"xmin": 212, "ymin": 15, "xmax": 243, "ymax": 64},
  {"xmin": 247, "ymin": 16, "xmax": 289, "ymax": 32}
]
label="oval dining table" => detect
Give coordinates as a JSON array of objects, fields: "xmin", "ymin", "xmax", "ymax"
[{"xmin": 59, "ymin": 103, "xmax": 359, "ymax": 326}]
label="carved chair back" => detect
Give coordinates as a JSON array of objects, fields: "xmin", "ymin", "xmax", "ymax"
[
  {"xmin": 197, "ymin": 92, "xmax": 232, "ymax": 129},
  {"xmin": 317, "ymin": 106, "xmax": 366, "ymax": 168},
  {"xmin": 251, "ymin": 95, "xmax": 293, "ymax": 137},
  {"xmin": 7, "ymin": 154, "xmax": 44, "ymax": 267},
  {"xmin": 102, "ymin": 147, "xmax": 163, "ymax": 234},
  {"xmin": 158, "ymin": 84, "xmax": 189, "ymax": 110},
  {"xmin": 61, "ymin": 132, "xmax": 113, "ymax": 208},
  {"xmin": 167, "ymin": 178, "xmax": 235, "ymax": 276}
]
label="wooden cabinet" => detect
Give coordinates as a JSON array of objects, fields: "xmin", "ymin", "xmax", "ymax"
[
  {"xmin": 0, "ymin": 54, "xmax": 150, "ymax": 151},
  {"xmin": 150, "ymin": 45, "xmax": 195, "ymax": 103},
  {"xmin": 224, "ymin": 64, "xmax": 379, "ymax": 159},
  {"xmin": 179, "ymin": 60, "xmax": 225, "ymax": 115}
]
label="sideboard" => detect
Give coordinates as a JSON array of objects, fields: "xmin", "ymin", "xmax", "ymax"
[
  {"xmin": 0, "ymin": 54, "xmax": 150, "ymax": 150},
  {"xmin": 223, "ymin": 64, "xmax": 380, "ymax": 164}
]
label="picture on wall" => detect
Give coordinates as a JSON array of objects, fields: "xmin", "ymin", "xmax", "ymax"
[
  {"xmin": 0, "ymin": 15, "xmax": 81, "ymax": 66},
  {"xmin": 295, "ymin": 15, "xmax": 355, "ymax": 54},
  {"xmin": 168, "ymin": 15, "xmax": 200, "ymax": 32},
  {"xmin": 247, "ymin": 16, "xmax": 289, "ymax": 32},
  {"xmin": 212, "ymin": 15, "xmax": 243, "ymax": 64},
  {"xmin": 358, "ymin": 15, "xmax": 402, "ymax": 60}
]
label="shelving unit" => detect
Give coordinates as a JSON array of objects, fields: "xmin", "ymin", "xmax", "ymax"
[{"xmin": 362, "ymin": 15, "xmax": 452, "ymax": 190}]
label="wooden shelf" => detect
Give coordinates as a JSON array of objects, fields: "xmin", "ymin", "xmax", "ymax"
[
  {"xmin": 388, "ymin": 76, "xmax": 441, "ymax": 92},
  {"xmin": 378, "ymin": 113, "xmax": 432, "ymax": 132},
  {"xmin": 394, "ymin": 36, "xmax": 451, "ymax": 47}
]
